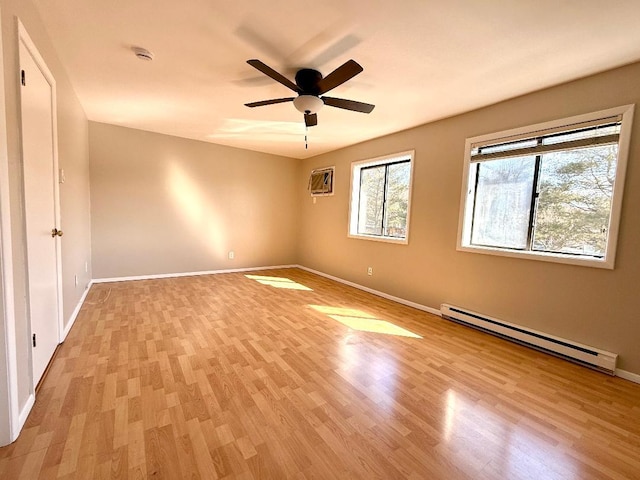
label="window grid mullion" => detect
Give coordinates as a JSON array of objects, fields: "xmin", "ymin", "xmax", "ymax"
[
  {"xmin": 525, "ymin": 138, "xmax": 544, "ymax": 251},
  {"xmin": 469, "ymin": 162, "xmax": 481, "ymax": 244},
  {"xmin": 357, "ymin": 169, "xmax": 366, "ymax": 235},
  {"xmin": 381, "ymin": 165, "xmax": 390, "ymax": 236}
]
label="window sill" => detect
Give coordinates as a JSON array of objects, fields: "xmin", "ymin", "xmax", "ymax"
[
  {"xmin": 457, "ymin": 244, "xmax": 613, "ymax": 269},
  {"xmin": 348, "ymin": 233, "xmax": 409, "ymax": 245}
]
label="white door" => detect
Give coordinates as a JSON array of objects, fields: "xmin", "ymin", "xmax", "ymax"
[{"xmin": 19, "ymin": 33, "xmax": 62, "ymax": 388}]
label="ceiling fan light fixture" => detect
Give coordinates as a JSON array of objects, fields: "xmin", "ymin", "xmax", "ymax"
[{"xmin": 293, "ymin": 95, "xmax": 323, "ymax": 114}]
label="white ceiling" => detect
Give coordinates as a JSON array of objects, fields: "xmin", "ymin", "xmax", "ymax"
[{"xmin": 33, "ymin": 0, "xmax": 640, "ymax": 159}]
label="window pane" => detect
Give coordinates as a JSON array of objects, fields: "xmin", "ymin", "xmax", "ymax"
[
  {"xmin": 532, "ymin": 145, "xmax": 617, "ymax": 257},
  {"xmin": 383, "ymin": 162, "xmax": 410, "ymax": 238},
  {"xmin": 358, "ymin": 166, "xmax": 385, "ymax": 235},
  {"xmin": 479, "ymin": 138, "xmax": 538, "ymax": 155},
  {"xmin": 542, "ymin": 124, "xmax": 620, "ymax": 146},
  {"xmin": 471, "ymin": 156, "xmax": 536, "ymax": 249}
]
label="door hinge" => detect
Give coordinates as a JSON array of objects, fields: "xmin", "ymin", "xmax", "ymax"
[
  {"xmin": 32, "ymin": 333, "xmax": 36, "ymax": 347},
  {"xmin": 21, "ymin": 70, "xmax": 26, "ymax": 86}
]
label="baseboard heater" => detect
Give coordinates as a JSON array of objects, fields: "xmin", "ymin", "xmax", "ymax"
[{"xmin": 440, "ymin": 304, "xmax": 617, "ymax": 375}]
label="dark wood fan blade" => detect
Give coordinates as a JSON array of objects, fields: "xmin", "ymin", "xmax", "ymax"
[
  {"xmin": 247, "ymin": 60, "xmax": 300, "ymax": 92},
  {"xmin": 245, "ymin": 97, "xmax": 295, "ymax": 108},
  {"xmin": 317, "ymin": 59, "xmax": 363, "ymax": 94},
  {"xmin": 322, "ymin": 96, "xmax": 375, "ymax": 113},
  {"xmin": 304, "ymin": 113, "xmax": 318, "ymax": 127}
]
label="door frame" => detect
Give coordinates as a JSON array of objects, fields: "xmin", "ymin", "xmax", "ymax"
[
  {"xmin": 17, "ymin": 21, "xmax": 64, "ymax": 388},
  {"xmin": 0, "ymin": 5, "xmax": 21, "ymax": 446}
]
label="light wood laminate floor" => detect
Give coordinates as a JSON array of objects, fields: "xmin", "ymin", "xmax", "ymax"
[{"xmin": 1, "ymin": 268, "xmax": 639, "ymax": 479}]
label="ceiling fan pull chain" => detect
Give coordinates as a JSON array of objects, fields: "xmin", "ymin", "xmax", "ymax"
[{"xmin": 305, "ymin": 126, "xmax": 308, "ymax": 150}]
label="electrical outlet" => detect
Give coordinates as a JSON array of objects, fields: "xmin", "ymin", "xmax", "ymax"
[
  {"xmin": 367, "ymin": 267, "xmax": 373, "ymax": 276},
  {"xmin": 228, "ymin": 251, "xmax": 235, "ymax": 260}
]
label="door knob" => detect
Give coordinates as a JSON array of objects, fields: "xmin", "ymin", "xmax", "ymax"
[{"xmin": 51, "ymin": 228, "xmax": 63, "ymax": 237}]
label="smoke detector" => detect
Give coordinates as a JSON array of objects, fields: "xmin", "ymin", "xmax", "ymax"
[{"xmin": 132, "ymin": 46, "xmax": 154, "ymax": 61}]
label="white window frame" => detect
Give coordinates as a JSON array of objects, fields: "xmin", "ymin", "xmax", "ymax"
[
  {"xmin": 457, "ymin": 105, "xmax": 635, "ymax": 269},
  {"xmin": 348, "ymin": 150, "xmax": 415, "ymax": 245}
]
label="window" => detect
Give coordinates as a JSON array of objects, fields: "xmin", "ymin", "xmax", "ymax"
[
  {"xmin": 349, "ymin": 151, "xmax": 414, "ymax": 243},
  {"xmin": 458, "ymin": 105, "xmax": 634, "ymax": 268}
]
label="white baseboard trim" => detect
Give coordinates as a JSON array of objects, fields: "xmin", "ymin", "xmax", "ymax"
[
  {"xmin": 17, "ymin": 393, "xmax": 35, "ymax": 435},
  {"xmin": 297, "ymin": 265, "xmax": 441, "ymax": 317},
  {"xmin": 616, "ymin": 368, "xmax": 640, "ymax": 385},
  {"xmin": 61, "ymin": 281, "xmax": 94, "ymax": 341},
  {"xmin": 92, "ymin": 264, "xmax": 298, "ymax": 284}
]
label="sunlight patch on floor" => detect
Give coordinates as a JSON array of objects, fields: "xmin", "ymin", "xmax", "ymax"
[
  {"xmin": 246, "ymin": 275, "xmax": 313, "ymax": 291},
  {"xmin": 308, "ymin": 305, "xmax": 421, "ymax": 338}
]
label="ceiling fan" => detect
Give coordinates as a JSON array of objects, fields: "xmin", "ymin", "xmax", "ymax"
[{"xmin": 244, "ymin": 59, "xmax": 375, "ymax": 127}]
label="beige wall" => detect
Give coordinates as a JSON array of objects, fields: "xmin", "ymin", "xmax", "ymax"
[
  {"xmin": 89, "ymin": 122, "xmax": 299, "ymax": 278},
  {"xmin": 298, "ymin": 62, "xmax": 640, "ymax": 374},
  {"xmin": 1, "ymin": 0, "xmax": 91, "ymax": 423}
]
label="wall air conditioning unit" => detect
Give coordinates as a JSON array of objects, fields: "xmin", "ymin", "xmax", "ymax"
[
  {"xmin": 309, "ymin": 166, "xmax": 334, "ymax": 196},
  {"xmin": 441, "ymin": 304, "xmax": 618, "ymax": 375}
]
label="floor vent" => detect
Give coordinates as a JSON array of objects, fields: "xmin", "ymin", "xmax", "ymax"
[{"xmin": 441, "ymin": 304, "xmax": 617, "ymax": 375}]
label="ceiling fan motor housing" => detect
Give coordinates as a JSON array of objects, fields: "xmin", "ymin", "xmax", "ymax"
[{"xmin": 295, "ymin": 68, "xmax": 323, "ymax": 94}]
